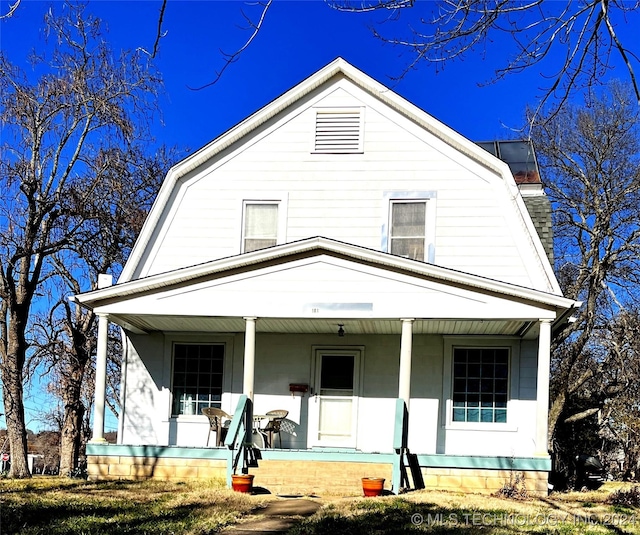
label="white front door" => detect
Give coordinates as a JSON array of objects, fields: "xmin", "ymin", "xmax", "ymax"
[{"xmin": 309, "ymin": 348, "xmax": 361, "ymax": 448}]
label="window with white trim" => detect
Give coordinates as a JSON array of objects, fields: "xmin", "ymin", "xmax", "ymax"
[
  {"xmin": 382, "ymin": 191, "xmax": 436, "ymax": 263},
  {"xmin": 389, "ymin": 200, "xmax": 428, "ymax": 261},
  {"xmin": 243, "ymin": 202, "xmax": 278, "ymax": 253},
  {"xmin": 313, "ymin": 108, "xmax": 364, "ymax": 153},
  {"xmin": 172, "ymin": 343, "xmax": 224, "ymax": 416},
  {"xmin": 452, "ymin": 347, "xmax": 509, "ymax": 423}
]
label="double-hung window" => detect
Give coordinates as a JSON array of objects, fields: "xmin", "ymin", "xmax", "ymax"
[
  {"xmin": 383, "ymin": 192, "xmax": 436, "ymax": 262},
  {"xmin": 390, "ymin": 201, "xmax": 428, "ymax": 261},
  {"xmin": 172, "ymin": 343, "xmax": 224, "ymax": 416},
  {"xmin": 243, "ymin": 202, "xmax": 278, "ymax": 253},
  {"xmin": 452, "ymin": 347, "xmax": 509, "ymax": 423}
]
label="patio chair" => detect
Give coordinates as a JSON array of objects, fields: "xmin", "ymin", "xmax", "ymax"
[
  {"xmin": 263, "ymin": 409, "xmax": 289, "ymax": 448},
  {"xmin": 202, "ymin": 407, "xmax": 231, "ymax": 447}
]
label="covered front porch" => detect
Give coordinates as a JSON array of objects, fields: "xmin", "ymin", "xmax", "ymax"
[
  {"xmin": 74, "ymin": 241, "xmax": 576, "ymax": 495},
  {"xmin": 86, "ymin": 395, "xmax": 552, "ymax": 495},
  {"xmin": 85, "ymin": 315, "xmax": 557, "ymax": 496}
]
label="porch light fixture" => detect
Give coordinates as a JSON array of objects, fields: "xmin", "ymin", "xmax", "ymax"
[{"xmin": 337, "ymin": 324, "xmax": 345, "ymax": 337}]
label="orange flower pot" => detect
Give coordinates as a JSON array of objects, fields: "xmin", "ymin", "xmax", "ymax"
[
  {"xmin": 362, "ymin": 477, "xmax": 385, "ymax": 497},
  {"xmin": 231, "ymin": 474, "xmax": 254, "ymax": 493}
]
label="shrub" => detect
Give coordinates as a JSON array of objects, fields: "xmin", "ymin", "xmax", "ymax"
[
  {"xmin": 493, "ymin": 471, "xmax": 529, "ymax": 500},
  {"xmin": 607, "ymin": 486, "xmax": 640, "ymax": 507}
]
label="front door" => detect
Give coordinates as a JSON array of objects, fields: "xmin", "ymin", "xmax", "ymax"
[{"xmin": 309, "ymin": 348, "xmax": 361, "ymax": 448}]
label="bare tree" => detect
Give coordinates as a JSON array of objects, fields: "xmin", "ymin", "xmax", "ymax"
[
  {"xmin": 180, "ymin": 0, "xmax": 640, "ymax": 115},
  {"xmin": 37, "ymin": 318, "xmax": 119, "ymax": 475},
  {"xmin": 598, "ymin": 309, "xmax": 640, "ymax": 480},
  {"xmin": 532, "ymin": 82, "xmax": 640, "ymax": 473},
  {"xmin": 0, "ymin": 2, "xmax": 163, "ymax": 478},
  {"xmin": 31, "ymin": 145, "xmax": 172, "ymax": 475},
  {"xmin": 5, "ymin": 0, "xmax": 639, "ymax": 112},
  {"xmin": 329, "ymin": 0, "xmax": 640, "ymax": 126},
  {"xmin": 549, "ymin": 307, "xmax": 640, "ymax": 486}
]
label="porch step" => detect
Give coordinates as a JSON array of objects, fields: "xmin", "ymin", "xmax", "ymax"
[{"xmin": 245, "ymin": 458, "xmax": 394, "ymax": 497}]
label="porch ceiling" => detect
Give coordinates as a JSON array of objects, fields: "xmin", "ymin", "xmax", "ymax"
[{"xmin": 111, "ymin": 314, "xmax": 538, "ymax": 339}]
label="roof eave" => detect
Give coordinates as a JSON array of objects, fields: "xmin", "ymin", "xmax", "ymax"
[{"xmin": 74, "ymin": 237, "xmax": 578, "ymax": 314}]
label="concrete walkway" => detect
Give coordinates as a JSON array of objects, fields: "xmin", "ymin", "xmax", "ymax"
[{"xmin": 223, "ymin": 498, "xmax": 322, "ymax": 534}]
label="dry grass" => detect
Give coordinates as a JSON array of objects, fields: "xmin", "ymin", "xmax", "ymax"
[
  {"xmin": 0, "ymin": 476, "xmax": 268, "ymax": 534},
  {"xmin": 289, "ymin": 483, "xmax": 640, "ymax": 534},
  {"xmin": 3, "ymin": 477, "xmax": 640, "ymax": 534}
]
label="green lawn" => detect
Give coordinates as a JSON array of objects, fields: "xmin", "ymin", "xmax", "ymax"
[{"xmin": 2, "ymin": 478, "xmax": 640, "ymax": 535}]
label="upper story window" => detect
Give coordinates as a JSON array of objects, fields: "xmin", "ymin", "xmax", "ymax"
[
  {"xmin": 239, "ymin": 195, "xmax": 288, "ymax": 254},
  {"xmin": 452, "ymin": 347, "xmax": 509, "ymax": 423},
  {"xmin": 390, "ymin": 201, "xmax": 427, "ymax": 261},
  {"xmin": 172, "ymin": 343, "xmax": 224, "ymax": 416},
  {"xmin": 313, "ymin": 108, "xmax": 364, "ymax": 153},
  {"xmin": 382, "ymin": 191, "xmax": 436, "ymax": 262},
  {"xmin": 243, "ymin": 202, "xmax": 279, "ymax": 253}
]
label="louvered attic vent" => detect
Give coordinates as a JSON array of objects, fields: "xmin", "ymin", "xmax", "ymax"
[{"xmin": 314, "ymin": 109, "xmax": 363, "ymax": 153}]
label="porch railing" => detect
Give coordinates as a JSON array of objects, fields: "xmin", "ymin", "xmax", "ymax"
[
  {"xmin": 392, "ymin": 398, "xmax": 424, "ymax": 493},
  {"xmin": 392, "ymin": 398, "xmax": 407, "ymax": 493},
  {"xmin": 225, "ymin": 396, "xmax": 419, "ymax": 492},
  {"xmin": 224, "ymin": 395, "xmax": 258, "ymax": 487}
]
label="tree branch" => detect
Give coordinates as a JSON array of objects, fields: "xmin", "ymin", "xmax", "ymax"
[
  {"xmin": 327, "ymin": 0, "xmax": 414, "ymax": 13},
  {"xmin": 137, "ymin": 0, "xmax": 168, "ymax": 59},
  {"xmin": 189, "ymin": 0, "xmax": 273, "ymax": 91},
  {"xmin": 601, "ymin": 0, "xmax": 640, "ymax": 105},
  {"xmin": 564, "ymin": 407, "xmax": 600, "ymax": 424},
  {"xmin": 0, "ymin": 0, "xmax": 20, "ymax": 19}
]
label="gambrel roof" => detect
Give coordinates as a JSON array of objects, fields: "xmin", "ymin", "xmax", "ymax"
[{"xmin": 119, "ymin": 58, "xmax": 558, "ymax": 294}]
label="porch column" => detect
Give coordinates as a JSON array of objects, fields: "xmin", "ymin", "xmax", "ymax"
[
  {"xmin": 535, "ymin": 319, "xmax": 552, "ymax": 455},
  {"xmin": 398, "ymin": 318, "xmax": 415, "ymax": 410},
  {"xmin": 91, "ymin": 312, "xmax": 109, "ymax": 443},
  {"xmin": 243, "ymin": 317, "xmax": 257, "ymax": 401}
]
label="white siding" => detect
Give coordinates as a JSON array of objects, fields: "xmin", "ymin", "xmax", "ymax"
[
  {"xmin": 137, "ymin": 81, "xmax": 550, "ymax": 291},
  {"xmin": 122, "ymin": 332, "xmax": 539, "ymax": 457},
  {"xmin": 111, "ymin": 63, "xmax": 555, "ymax": 466},
  {"xmin": 439, "ymin": 337, "xmax": 539, "ymax": 457},
  {"xmin": 99, "ymin": 257, "xmax": 558, "ymax": 321},
  {"xmin": 120, "ymin": 333, "xmax": 169, "ymax": 445}
]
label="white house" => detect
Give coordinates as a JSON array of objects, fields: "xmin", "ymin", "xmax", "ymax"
[{"xmin": 74, "ymin": 58, "xmax": 578, "ymax": 496}]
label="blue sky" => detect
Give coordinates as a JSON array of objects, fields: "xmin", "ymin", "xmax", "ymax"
[
  {"xmin": 5, "ymin": 2, "xmax": 638, "ymax": 152},
  {"xmin": 3, "ymin": 1, "xmax": 575, "ymax": 151},
  {"xmin": 1, "ymin": 0, "xmax": 639, "ymax": 432}
]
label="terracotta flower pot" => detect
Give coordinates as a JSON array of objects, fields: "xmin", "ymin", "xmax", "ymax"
[
  {"xmin": 362, "ymin": 477, "xmax": 385, "ymax": 497},
  {"xmin": 231, "ymin": 473, "xmax": 254, "ymax": 493}
]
